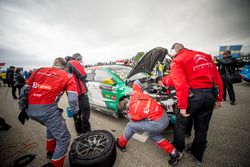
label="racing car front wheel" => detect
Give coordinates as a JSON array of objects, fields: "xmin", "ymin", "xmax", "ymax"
[{"xmin": 69, "ymin": 130, "xmax": 116, "ymax": 167}]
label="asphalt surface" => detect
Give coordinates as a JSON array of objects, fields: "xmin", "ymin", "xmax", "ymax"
[{"xmin": 0, "ymin": 82, "xmax": 250, "ymax": 167}]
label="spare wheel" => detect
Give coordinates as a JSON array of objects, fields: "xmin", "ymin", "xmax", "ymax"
[{"xmin": 69, "ymin": 130, "xmax": 116, "ymax": 167}]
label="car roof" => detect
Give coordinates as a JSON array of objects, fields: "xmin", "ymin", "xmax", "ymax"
[{"xmin": 86, "ymin": 65, "xmax": 131, "ymax": 71}]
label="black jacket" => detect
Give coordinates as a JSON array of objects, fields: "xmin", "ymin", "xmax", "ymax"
[
  {"xmin": 7, "ymin": 70, "xmax": 15, "ymax": 84},
  {"xmin": 218, "ymin": 56, "xmax": 237, "ymax": 75}
]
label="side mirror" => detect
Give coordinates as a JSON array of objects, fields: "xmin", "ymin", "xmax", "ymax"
[{"xmin": 102, "ymin": 78, "xmax": 116, "ymax": 85}]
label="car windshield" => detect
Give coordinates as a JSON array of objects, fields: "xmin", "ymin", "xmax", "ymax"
[{"xmin": 110, "ymin": 66, "xmax": 131, "ymax": 81}]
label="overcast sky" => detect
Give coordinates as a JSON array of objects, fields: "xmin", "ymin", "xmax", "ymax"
[{"xmin": 0, "ymin": 0, "xmax": 249, "ymax": 69}]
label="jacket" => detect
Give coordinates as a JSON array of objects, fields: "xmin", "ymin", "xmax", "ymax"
[
  {"xmin": 217, "ymin": 56, "xmax": 237, "ymax": 75},
  {"xmin": 25, "ymin": 67, "xmax": 79, "ymax": 113},
  {"xmin": 128, "ymin": 80, "xmax": 164, "ymax": 121},
  {"xmin": 7, "ymin": 70, "xmax": 15, "ymax": 84},
  {"xmin": 14, "ymin": 73, "xmax": 26, "ymax": 86},
  {"xmin": 170, "ymin": 49, "xmax": 223, "ymax": 109},
  {"xmin": 67, "ymin": 60, "xmax": 87, "ymax": 96}
]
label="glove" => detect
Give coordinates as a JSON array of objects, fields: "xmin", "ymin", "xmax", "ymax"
[{"xmin": 18, "ymin": 109, "xmax": 29, "ymax": 125}]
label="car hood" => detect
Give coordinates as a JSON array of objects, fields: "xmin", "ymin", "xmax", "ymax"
[{"xmin": 126, "ymin": 47, "xmax": 168, "ymax": 79}]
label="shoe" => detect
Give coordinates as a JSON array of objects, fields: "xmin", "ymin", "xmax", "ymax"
[
  {"xmin": 186, "ymin": 144, "xmax": 202, "ymax": 166},
  {"xmin": 46, "ymin": 151, "xmax": 54, "ymax": 160},
  {"xmin": 116, "ymin": 138, "xmax": 126, "ymax": 152},
  {"xmin": 223, "ymin": 98, "xmax": 226, "ymax": 101},
  {"xmin": 41, "ymin": 162, "xmax": 55, "ymax": 167},
  {"xmin": 168, "ymin": 150, "xmax": 183, "ymax": 165},
  {"xmin": 230, "ymin": 101, "xmax": 236, "ymax": 105}
]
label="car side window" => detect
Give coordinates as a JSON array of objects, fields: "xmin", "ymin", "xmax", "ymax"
[
  {"xmin": 94, "ymin": 69, "xmax": 110, "ymax": 83},
  {"xmin": 86, "ymin": 69, "xmax": 95, "ymax": 81}
]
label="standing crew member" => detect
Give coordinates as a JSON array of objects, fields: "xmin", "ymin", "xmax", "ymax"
[
  {"xmin": 169, "ymin": 43, "xmax": 223, "ymax": 165},
  {"xmin": 7, "ymin": 66, "xmax": 18, "ymax": 99},
  {"xmin": 116, "ymin": 80, "xmax": 182, "ymax": 165},
  {"xmin": 66, "ymin": 53, "xmax": 91, "ymax": 134},
  {"xmin": 217, "ymin": 50, "xmax": 237, "ymax": 105},
  {"xmin": 20, "ymin": 58, "xmax": 79, "ymax": 167}
]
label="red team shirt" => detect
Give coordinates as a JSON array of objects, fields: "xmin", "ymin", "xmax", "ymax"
[
  {"xmin": 170, "ymin": 49, "xmax": 223, "ymax": 109},
  {"xmin": 26, "ymin": 67, "xmax": 77, "ymax": 104}
]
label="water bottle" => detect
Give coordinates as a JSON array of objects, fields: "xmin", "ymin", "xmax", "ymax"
[{"xmin": 67, "ymin": 106, "xmax": 74, "ymax": 118}]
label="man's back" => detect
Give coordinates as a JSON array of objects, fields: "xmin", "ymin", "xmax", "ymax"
[{"xmin": 27, "ymin": 67, "xmax": 74, "ymax": 104}]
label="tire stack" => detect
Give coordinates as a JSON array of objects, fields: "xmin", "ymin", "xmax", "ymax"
[{"xmin": 69, "ymin": 130, "xmax": 116, "ymax": 167}]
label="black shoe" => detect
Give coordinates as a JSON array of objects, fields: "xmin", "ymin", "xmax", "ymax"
[
  {"xmin": 116, "ymin": 138, "xmax": 126, "ymax": 152},
  {"xmin": 41, "ymin": 162, "xmax": 55, "ymax": 167},
  {"xmin": 186, "ymin": 144, "xmax": 202, "ymax": 166},
  {"xmin": 168, "ymin": 150, "xmax": 183, "ymax": 165},
  {"xmin": 230, "ymin": 101, "xmax": 236, "ymax": 105},
  {"xmin": 223, "ymin": 98, "xmax": 226, "ymax": 101},
  {"xmin": 46, "ymin": 151, "xmax": 54, "ymax": 160}
]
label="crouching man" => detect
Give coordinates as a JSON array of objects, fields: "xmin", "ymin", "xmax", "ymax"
[
  {"xmin": 116, "ymin": 80, "xmax": 182, "ymax": 165},
  {"xmin": 20, "ymin": 58, "xmax": 79, "ymax": 167}
]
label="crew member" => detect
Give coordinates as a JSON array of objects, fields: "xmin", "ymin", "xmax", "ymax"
[
  {"xmin": 169, "ymin": 43, "xmax": 223, "ymax": 165},
  {"xmin": 21, "ymin": 58, "xmax": 79, "ymax": 167},
  {"xmin": 66, "ymin": 53, "xmax": 91, "ymax": 134},
  {"xmin": 116, "ymin": 80, "xmax": 183, "ymax": 165}
]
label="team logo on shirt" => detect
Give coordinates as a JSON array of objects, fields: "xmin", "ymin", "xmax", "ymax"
[
  {"xmin": 193, "ymin": 54, "xmax": 208, "ymax": 64},
  {"xmin": 32, "ymin": 82, "xmax": 52, "ymax": 90},
  {"xmin": 192, "ymin": 54, "xmax": 213, "ymax": 71}
]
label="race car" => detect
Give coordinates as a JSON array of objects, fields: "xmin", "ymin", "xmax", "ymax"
[{"xmin": 85, "ymin": 47, "xmax": 176, "ymax": 124}]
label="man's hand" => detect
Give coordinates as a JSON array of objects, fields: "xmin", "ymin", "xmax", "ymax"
[
  {"xmin": 214, "ymin": 101, "xmax": 222, "ymax": 109},
  {"xmin": 180, "ymin": 109, "xmax": 190, "ymax": 117}
]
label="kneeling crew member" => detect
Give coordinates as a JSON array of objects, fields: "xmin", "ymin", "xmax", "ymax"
[{"xmin": 116, "ymin": 80, "xmax": 182, "ymax": 165}]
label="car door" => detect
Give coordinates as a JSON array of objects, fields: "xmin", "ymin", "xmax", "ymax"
[{"xmin": 88, "ymin": 69, "xmax": 111, "ymax": 107}]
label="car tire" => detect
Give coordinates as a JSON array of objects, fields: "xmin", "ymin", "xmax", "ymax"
[
  {"xmin": 117, "ymin": 97, "xmax": 129, "ymax": 118},
  {"xmin": 69, "ymin": 130, "xmax": 116, "ymax": 167}
]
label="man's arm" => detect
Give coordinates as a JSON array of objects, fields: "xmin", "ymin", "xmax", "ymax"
[
  {"xmin": 170, "ymin": 61, "xmax": 189, "ymax": 110},
  {"xmin": 66, "ymin": 77, "xmax": 79, "ymax": 114},
  {"xmin": 213, "ymin": 63, "xmax": 224, "ymax": 101}
]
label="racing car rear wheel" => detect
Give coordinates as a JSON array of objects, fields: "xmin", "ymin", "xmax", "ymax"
[{"xmin": 69, "ymin": 130, "xmax": 116, "ymax": 167}]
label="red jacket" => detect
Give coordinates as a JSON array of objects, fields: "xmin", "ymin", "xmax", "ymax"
[
  {"xmin": 68, "ymin": 60, "xmax": 87, "ymax": 95},
  {"xmin": 27, "ymin": 67, "xmax": 78, "ymax": 104},
  {"xmin": 128, "ymin": 80, "xmax": 164, "ymax": 121},
  {"xmin": 170, "ymin": 49, "xmax": 223, "ymax": 109}
]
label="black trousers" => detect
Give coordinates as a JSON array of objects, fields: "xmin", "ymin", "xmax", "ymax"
[
  {"xmin": 222, "ymin": 77, "xmax": 235, "ymax": 102},
  {"xmin": 10, "ymin": 83, "xmax": 17, "ymax": 98},
  {"xmin": 16, "ymin": 84, "xmax": 24, "ymax": 97},
  {"xmin": 73, "ymin": 94, "xmax": 91, "ymax": 134},
  {"xmin": 173, "ymin": 90, "xmax": 216, "ymax": 162},
  {"xmin": 185, "ymin": 118, "xmax": 193, "ymax": 136}
]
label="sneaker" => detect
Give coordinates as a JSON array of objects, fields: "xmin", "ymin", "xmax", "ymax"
[
  {"xmin": 168, "ymin": 150, "xmax": 183, "ymax": 165},
  {"xmin": 116, "ymin": 138, "xmax": 126, "ymax": 152},
  {"xmin": 41, "ymin": 162, "xmax": 55, "ymax": 167},
  {"xmin": 230, "ymin": 101, "xmax": 236, "ymax": 105},
  {"xmin": 186, "ymin": 144, "xmax": 202, "ymax": 166},
  {"xmin": 46, "ymin": 151, "xmax": 54, "ymax": 160}
]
